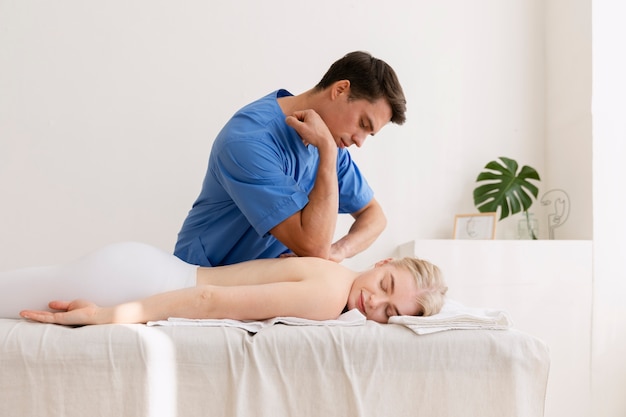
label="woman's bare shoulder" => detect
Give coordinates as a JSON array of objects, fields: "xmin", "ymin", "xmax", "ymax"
[
  {"xmin": 283, "ymin": 256, "xmax": 353, "ymax": 275},
  {"xmin": 196, "ymin": 256, "xmax": 355, "ymax": 287}
]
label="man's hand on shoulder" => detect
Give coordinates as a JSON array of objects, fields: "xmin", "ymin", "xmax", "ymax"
[{"xmin": 286, "ymin": 109, "xmax": 336, "ymax": 151}]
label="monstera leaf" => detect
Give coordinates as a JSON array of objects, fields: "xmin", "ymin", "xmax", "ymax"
[{"xmin": 473, "ymin": 157, "xmax": 541, "ymax": 221}]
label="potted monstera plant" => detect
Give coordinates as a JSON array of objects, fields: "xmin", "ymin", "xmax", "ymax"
[{"xmin": 473, "ymin": 156, "xmax": 541, "ymax": 239}]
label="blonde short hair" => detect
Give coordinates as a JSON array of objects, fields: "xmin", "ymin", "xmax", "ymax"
[{"xmin": 389, "ymin": 257, "xmax": 448, "ymax": 316}]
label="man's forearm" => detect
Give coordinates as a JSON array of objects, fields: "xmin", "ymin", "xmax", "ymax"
[
  {"xmin": 297, "ymin": 144, "xmax": 339, "ymax": 257},
  {"xmin": 269, "ymin": 149, "xmax": 339, "ymax": 258},
  {"xmin": 330, "ymin": 201, "xmax": 387, "ymax": 262}
]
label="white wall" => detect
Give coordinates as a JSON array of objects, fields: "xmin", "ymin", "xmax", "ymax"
[
  {"xmin": 545, "ymin": 0, "xmax": 592, "ymax": 240},
  {"xmin": 1, "ymin": 0, "xmax": 570, "ymax": 271},
  {"xmin": 591, "ymin": 1, "xmax": 626, "ymax": 416}
]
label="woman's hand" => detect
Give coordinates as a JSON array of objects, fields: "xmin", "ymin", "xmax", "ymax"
[{"xmin": 20, "ymin": 299, "xmax": 109, "ymax": 325}]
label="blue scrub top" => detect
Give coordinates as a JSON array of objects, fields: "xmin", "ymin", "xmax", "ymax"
[{"xmin": 174, "ymin": 90, "xmax": 373, "ymax": 266}]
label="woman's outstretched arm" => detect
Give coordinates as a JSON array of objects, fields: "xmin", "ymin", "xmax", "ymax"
[
  {"xmin": 20, "ymin": 286, "xmax": 215, "ymax": 325},
  {"xmin": 20, "ymin": 276, "xmax": 352, "ymax": 325}
]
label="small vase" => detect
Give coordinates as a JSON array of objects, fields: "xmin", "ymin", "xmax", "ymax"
[{"xmin": 518, "ymin": 212, "xmax": 538, "ymax": 240}]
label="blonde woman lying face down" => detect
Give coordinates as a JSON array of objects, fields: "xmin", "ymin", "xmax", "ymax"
[{"xmin": 0, "ymin": 242, "xmax": 447, "ymax": 326}]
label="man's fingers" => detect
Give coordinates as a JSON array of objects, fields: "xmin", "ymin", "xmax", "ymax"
[{"xmin": 285, "ymin": 115, "xmax": 300, "ymax": 128}]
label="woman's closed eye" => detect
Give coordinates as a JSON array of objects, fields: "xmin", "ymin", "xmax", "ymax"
[
  {"xmin": 380, "ymin": 277, "xmax": 398, "ymax": 317},
  {"xmin": 380, "ymin": 275, "xmax": 391, "ymax": 293}
]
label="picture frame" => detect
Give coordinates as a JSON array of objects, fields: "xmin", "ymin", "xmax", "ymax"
[{"xmin": 453, "ymin": 213, "xmax": 497, "ymax": 240}]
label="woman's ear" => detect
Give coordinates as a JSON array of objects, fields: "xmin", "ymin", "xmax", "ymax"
[{"xmin": 374, "ymin": 258, "xmax": 393, "ymax": 268}]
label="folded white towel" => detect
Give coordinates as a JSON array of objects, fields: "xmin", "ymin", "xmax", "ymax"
[
  {"xmin": 147, "ymin": 308, "xmax": 366, "ymax": 333},
  {"xmin": 388, "ymin": 299, "xmax": 513, "ymax": 335}
]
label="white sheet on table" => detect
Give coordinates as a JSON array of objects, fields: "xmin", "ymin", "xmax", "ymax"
[{"xmin": 0, "ymin": 317, "xmax": 549, "ymax": 417}]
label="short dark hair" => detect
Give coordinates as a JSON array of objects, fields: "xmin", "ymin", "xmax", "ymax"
[{"xmin": 315, "ymin": 51, "xmax": 407, "ymax": 125}]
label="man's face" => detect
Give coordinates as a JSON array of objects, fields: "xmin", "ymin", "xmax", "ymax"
[{"xmin": 319, "ymin": 89, "xmax": 392, "ymax": 149}]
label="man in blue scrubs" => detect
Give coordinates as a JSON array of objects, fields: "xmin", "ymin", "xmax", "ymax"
[{"xmin": 174, "ymin": 51, "xmax": 406, "ymax": 266}]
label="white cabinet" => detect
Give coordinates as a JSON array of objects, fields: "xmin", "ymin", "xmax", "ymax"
[{"xmin": 397, "ymin": 239, "xmax": 593, "ymax": 417}]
